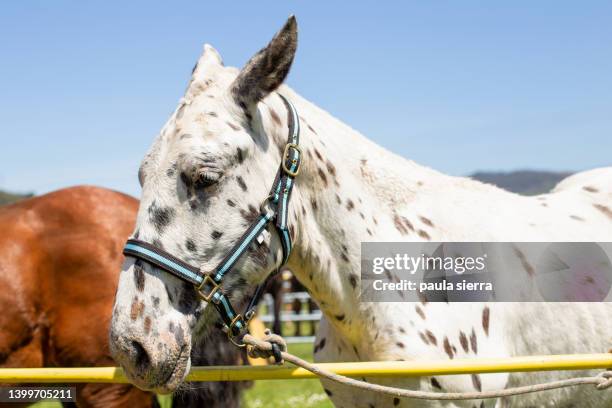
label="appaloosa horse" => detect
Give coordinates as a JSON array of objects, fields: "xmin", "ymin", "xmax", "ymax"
[
  {"xmin": 109, "ymin": 17, "xmax": 612, "ymax": 407},
  {"xmin": 0, "ymin": 186, "xmax": 248, "ymax": 407}
]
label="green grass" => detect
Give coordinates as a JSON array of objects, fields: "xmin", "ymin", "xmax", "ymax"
[
  {"xmin": 29, "ymin": 343, "xmax": 331, "ymax": 408},
  {"xmin": 30, "ymin": 403, "xmax": 61, "ymax": 408},
  {"xmin": 158, "ymin": 394, "xmax": 173, "ymax": 408},
  {"xmin": 31, "ymin": 396, "xmax": 172, "ymax": 408},
  {"xmin": 242, "ymin": 342, "xmax": 332, "ymax": 408}
]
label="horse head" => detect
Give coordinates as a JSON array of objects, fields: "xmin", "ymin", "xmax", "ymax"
[{"xmin": 109, "ymin": 16, "xmax": 298, "ymax": 392}]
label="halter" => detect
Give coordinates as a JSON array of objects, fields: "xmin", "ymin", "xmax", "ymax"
[{"xmin": 123, "ymin": 94, "xmax": 301, "ymax": 346}]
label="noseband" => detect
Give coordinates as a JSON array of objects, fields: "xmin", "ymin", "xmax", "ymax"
[{"xmin": 123, "ymin": 94, "xmax": 301, "ymax": 346}]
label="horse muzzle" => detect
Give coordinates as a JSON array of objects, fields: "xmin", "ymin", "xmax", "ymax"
[{"xmin": 109, "ymin": 313, "xmax": 192, "ymax": 393}]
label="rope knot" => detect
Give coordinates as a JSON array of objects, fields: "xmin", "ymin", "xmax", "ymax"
[
  {"xmin": 244, "ymin": 329, "xmax": 287, "ymax": 364},
  {"xmin": 596, "ymin": 371, "xmax": 612, "ymax": 390}
]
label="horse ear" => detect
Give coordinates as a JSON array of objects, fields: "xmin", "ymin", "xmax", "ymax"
[
  {"xmin": 192, "ymin": 44, "xmax": 224, "ymax": 78},
  {"xmin": 231, "ymin": 16, "xmax": 297, "ymax": 108},
  {"xmin": 202, "ymin": 44, "xmax": 223, "ymax": 66}
]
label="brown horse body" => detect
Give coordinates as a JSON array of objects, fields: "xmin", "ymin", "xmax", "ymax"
[{"xmin": 0, "ymin": 186, "xmax": 246, "ymax": 407}]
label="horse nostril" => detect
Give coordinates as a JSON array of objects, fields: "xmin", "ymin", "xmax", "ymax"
[{"xmin": 131, "ymin": 340, "xmax": 150, "ymax": 370}]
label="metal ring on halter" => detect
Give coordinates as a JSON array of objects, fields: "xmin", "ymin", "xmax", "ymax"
[
  {"xmin": 227, "ymin": 315, "xmax": 247, "ymax": 348},
  {"xmin": 227, "ymin": 332, "xmax": 246, "ymax": 348},
  {"xmin": 244, "ymin": 308, "xmax": 256, "ymax": 322},
  {"xmin": 259, "ymin": 194, "xmax": 275, "ymax": 216}
]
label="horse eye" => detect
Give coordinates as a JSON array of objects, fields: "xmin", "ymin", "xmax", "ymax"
[{"xmin": 194, "ymin": 171, "xmax": 220, "ymax": 189}]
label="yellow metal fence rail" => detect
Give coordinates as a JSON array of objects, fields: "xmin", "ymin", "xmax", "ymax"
[{"xmin": 1, "ymin": 354, "xmax": 611, "ymax": 383}]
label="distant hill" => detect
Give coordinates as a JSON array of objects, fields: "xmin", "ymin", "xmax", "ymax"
[
  {"xmin": 469, "ymin": 170, "xmax": 573, "ymax": 195},
  {"xmin": 0, "ymin": 190, "xmax": 33, "ymax": 206}
]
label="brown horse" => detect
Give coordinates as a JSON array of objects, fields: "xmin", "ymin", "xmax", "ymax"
[{"xmin": 0, "ymin": 186, "xmax": 248, "ymax": 407}]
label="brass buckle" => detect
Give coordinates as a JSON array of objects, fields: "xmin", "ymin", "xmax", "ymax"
[
  {"xmin": 196, "ymin": 275, "xmax": 219, "ymax": 302},
  {"xmin": 227, "ymin": 314, "xmax": 247, "ymax": 348},
  {"xmin": 282, "ymin": 143, "xmax": 301, "ymax": 177}
]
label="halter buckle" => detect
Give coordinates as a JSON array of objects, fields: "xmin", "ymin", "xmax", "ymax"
[
  {"xmin": 196, "ymin": 275, "xmax": 220, "ymax": 302},
  {"xmin": 282, "ymin": 143, "xmax": 301, "ymax": 177}
]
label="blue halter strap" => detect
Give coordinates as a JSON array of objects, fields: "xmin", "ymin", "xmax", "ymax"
[{"xmin": 123, "ymin": 94, "xmax": 301, "ymax": 345}]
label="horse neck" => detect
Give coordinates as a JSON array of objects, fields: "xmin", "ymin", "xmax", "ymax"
[{"xmin": 268, "ymin": 88, "xmax": 437, "ymax": 343}]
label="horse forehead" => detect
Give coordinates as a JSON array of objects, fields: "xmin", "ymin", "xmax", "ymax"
[
  {"xmin": 176, "ymin": 92, "xmax": 223, "ymax": 122},
  {"xmin": 158, "ymin": 67, "xmax": 240, "ymax": 147},
  {"xmin": 148, "ymin": 107, "xmax": 228, "ymax": 164}
]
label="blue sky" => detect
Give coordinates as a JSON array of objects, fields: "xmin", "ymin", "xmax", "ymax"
[{"xmin": 1, "ymin": 2, "xmax": 611, "ymax": 196}]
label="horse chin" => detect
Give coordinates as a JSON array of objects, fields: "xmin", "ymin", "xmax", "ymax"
[
  {"xmin": 152, "ymin": 357, "xmax": 191, "ymax": 394},
  {"xmin": 124, "ymin": 345, "xmax": 191, "ymax": 394},
  {"xmin": 152, "ymin": 348, "xmax": 191, "ymax": 394}
]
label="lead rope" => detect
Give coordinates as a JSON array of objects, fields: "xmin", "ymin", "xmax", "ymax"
[{"xmin": 242, "ymin": 333, "xmax": 612, "ymax": 401}]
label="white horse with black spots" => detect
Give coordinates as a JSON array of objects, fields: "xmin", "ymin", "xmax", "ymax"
[{"xmin": 109, "ymin": 17, "xmax": 612, "ymax": 407}]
